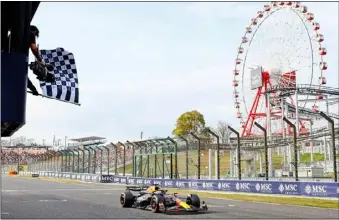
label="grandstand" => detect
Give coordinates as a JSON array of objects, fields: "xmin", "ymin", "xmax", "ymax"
[{"xmin": 1, "ymin": 139, "xmax": 134, "ymax": 175}]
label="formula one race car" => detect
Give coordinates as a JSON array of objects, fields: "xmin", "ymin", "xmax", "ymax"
[{"xmin": 120, "ymin": 184, "xmax": 208, "ymax": 213}]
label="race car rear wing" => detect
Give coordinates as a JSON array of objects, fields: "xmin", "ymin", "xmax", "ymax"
[
  {"xmin": 125, "ymin": 184, "xmax": 161, "ymax": 191},
  {"xmin": 125, "ymin": 185, "xmax": 146, "ymax": 191}
]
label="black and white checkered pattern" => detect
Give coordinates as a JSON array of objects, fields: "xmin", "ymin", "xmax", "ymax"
[{"xmin": 39, "ymin": 47, "xmax": 79, "ymax": 104}]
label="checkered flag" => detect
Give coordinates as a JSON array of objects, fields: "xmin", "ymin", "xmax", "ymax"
[{"xmin": 39, "ymin": 47, "xmax": 79, "ymax": 104}]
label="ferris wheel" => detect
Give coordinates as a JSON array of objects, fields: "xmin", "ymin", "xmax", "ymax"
[{"xmin": 233, "ymin": 1, "xmax": 328, "ymax": 137}]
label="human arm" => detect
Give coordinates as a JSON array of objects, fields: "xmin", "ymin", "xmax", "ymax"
[
  {"xmin": 27, "ymin": 78, "xmax": 39, "ymax": 96},
  {"xmin": 30, "ymin": 43, "xmax": 44, "ymax": 64},
  {"xmin": 29, "ymin": 32, "xmax": 44, "ymax": 64}
]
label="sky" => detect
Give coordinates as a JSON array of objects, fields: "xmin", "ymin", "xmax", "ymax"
[{"xmin": 10, "ymin": 1, "xmax": 339, "ymax": 145}]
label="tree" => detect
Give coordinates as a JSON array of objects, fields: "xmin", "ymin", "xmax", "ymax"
[
  {"xmin": 212, "ymin": 121, "xmax": 232, "ymax": 144},
  {"xmin": 172, "ymin": 110, "xmax": 206, "ymax": 137}
]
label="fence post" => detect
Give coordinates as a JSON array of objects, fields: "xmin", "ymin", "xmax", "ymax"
[
  {"xmin": 190, "ymin": 132, "xmax": 201, "ymax": 180},
  {"xmin": 204, "ymin": 128, "xmax": 220, "ymax": 180},
  {"xmin": 228, "ymin": 126, "xmax": 242, "ymax": 180},
  {"xmin": 110, "ymin": 143, "xmax": 118, "ymax": 175},
  {"xmin": 283, "ymin": 117, "xmax": 299, "ymax": 181},
  {"xmin": 126, "ymin": 141, "xmax": 136, "ymax": 177},
  {"xmin": 102, "ymin": 146, "xmax": 110, "ymax": 175},
  {"xmin": 254, "ymin": 122, "xmax": 269, "ymax": 180},
  {"xmin": 319, "ymin": 111, "xmax": 337, "ymax": 182},
  {"xmin": 179, "ymin": 135, "xmax": 189, "ymax": 179}
]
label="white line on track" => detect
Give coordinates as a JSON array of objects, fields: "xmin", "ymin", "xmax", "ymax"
[
  {"xmin": 2, "ymin": 188, "xmax": 122, "ymax": 192},
  {"xmin": 21, "ymin": 199, "xmax": 68, "ymax": 203},
  {"xmin": 2, "ymin": 190, "xmax": 27, "ymax": 192},
  {"xmin": 38, "ymin": 199, "xmax": 68, "ymax": 202},
  {"xmin": 206, "ymin": 205, "xmax": 224, "ymax": 208}
]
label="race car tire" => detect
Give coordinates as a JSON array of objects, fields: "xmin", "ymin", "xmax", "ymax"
[
  {"xmin": 187, "ymin": 194, "xmax": 200, "ymax": 208},
  {"xmin": 150, "ymin": 195, "xmax": 165, "ymax": 213},
  {"xmin": 120, "ymin": 190, "xmax": 134, "ymax": 207}
]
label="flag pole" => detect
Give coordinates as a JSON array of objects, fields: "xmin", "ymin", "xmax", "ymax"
[{"xmin": 27, "ymin": 91, "xmax": 81, "ymax": 106}]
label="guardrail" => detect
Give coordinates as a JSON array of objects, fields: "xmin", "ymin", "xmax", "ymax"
[{"xmin": 6, "ymin": 171, "xmax": 339, "ymax": 199}]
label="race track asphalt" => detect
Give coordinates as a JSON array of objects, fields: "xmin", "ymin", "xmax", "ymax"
[{"xmin": 1, "ymin": 176, "xmax": 338, "ymax": 219}]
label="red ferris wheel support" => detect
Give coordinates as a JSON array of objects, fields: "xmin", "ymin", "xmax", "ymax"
[{"xmin": 240, "ymin": 70, "xmax": 307, "ymax": 137}]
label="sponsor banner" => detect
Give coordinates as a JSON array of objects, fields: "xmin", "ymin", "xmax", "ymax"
[
  {"xmin": 175, "ymin": 180, "xmax": 190, "ymax": 189},
  {"xmin": 93, "ymin": 175, "xmax": 99, "ymax": 182},
  {"xmin": 99, "ymin": 175, "xmax": 127, "ymax": 184},
  {"xmin": 37, "ymin": 172, "xmax": 339, "ymax": 198},
  {"xmin": 188, "ymin": 179, "xmax": 204, "ymax": 190},
  {"xmin": 152, "ymin": 178, "xmax": 163, "ymax": 186},
  {"xmin": 128, "ymin": 177, "xmax": 154, "ymax": 185},
  {"xmin": 299, "ymin": 182, "xmax": 339, "ymax": 198},
  {"xmin": 120, "ymin": 176, "xmax": 128, "ymax": 184},
  {"xmin": 234, "ymin": 181, "xmax": 255, "ymax": 193},
  {"xmin": 127, "ymin": 177, "xmax": 137, "ymax": 185},
  {"xmin": 86, "ymin": 175, "xmax": 91, "ymax": 181},
  {"xmin": 163, "ymin": 179, "xmax": 174, "ymax": 188},
  {"xmin": 113, "ymin": 176, "xmax": 121, "ymax": 183},
  {"xmin": 276, "ymin": 182, "xmax": 300, "ymax": 196},
  {"xmin": 201, "ymin": 180, "xmax": 220, "ymax": 191},
  {"xmin": 100, "ymin": 175, "xmax": 115, "ymax": 183}
]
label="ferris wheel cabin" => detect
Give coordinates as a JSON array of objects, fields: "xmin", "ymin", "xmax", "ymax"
[{"xmin": 319, "ymin": 47, "xmax": 327, "ymax": 55}]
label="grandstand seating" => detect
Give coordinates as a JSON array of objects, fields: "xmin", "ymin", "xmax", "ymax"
[{"xmin": 1, "ymin": 145, "xmax": 134, "ymax": 173}]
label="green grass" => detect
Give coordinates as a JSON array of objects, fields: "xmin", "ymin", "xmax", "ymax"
[
  {"xmin": 256, "ymin": 152, "xmax": 327, "ymax": 171},
  {"xmin": 301, "ymin": 153, "xmax": 325, "ymax": 162}
]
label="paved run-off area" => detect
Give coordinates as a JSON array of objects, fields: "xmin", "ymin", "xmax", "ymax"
[{"xmin": 1, "ymin": 176, "xmax": 338, "ymax": 219}]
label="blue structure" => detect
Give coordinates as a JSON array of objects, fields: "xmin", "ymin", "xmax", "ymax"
[{"xmin": 1, "ymin": 2, "xmax": 40, "ymax": 137}]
